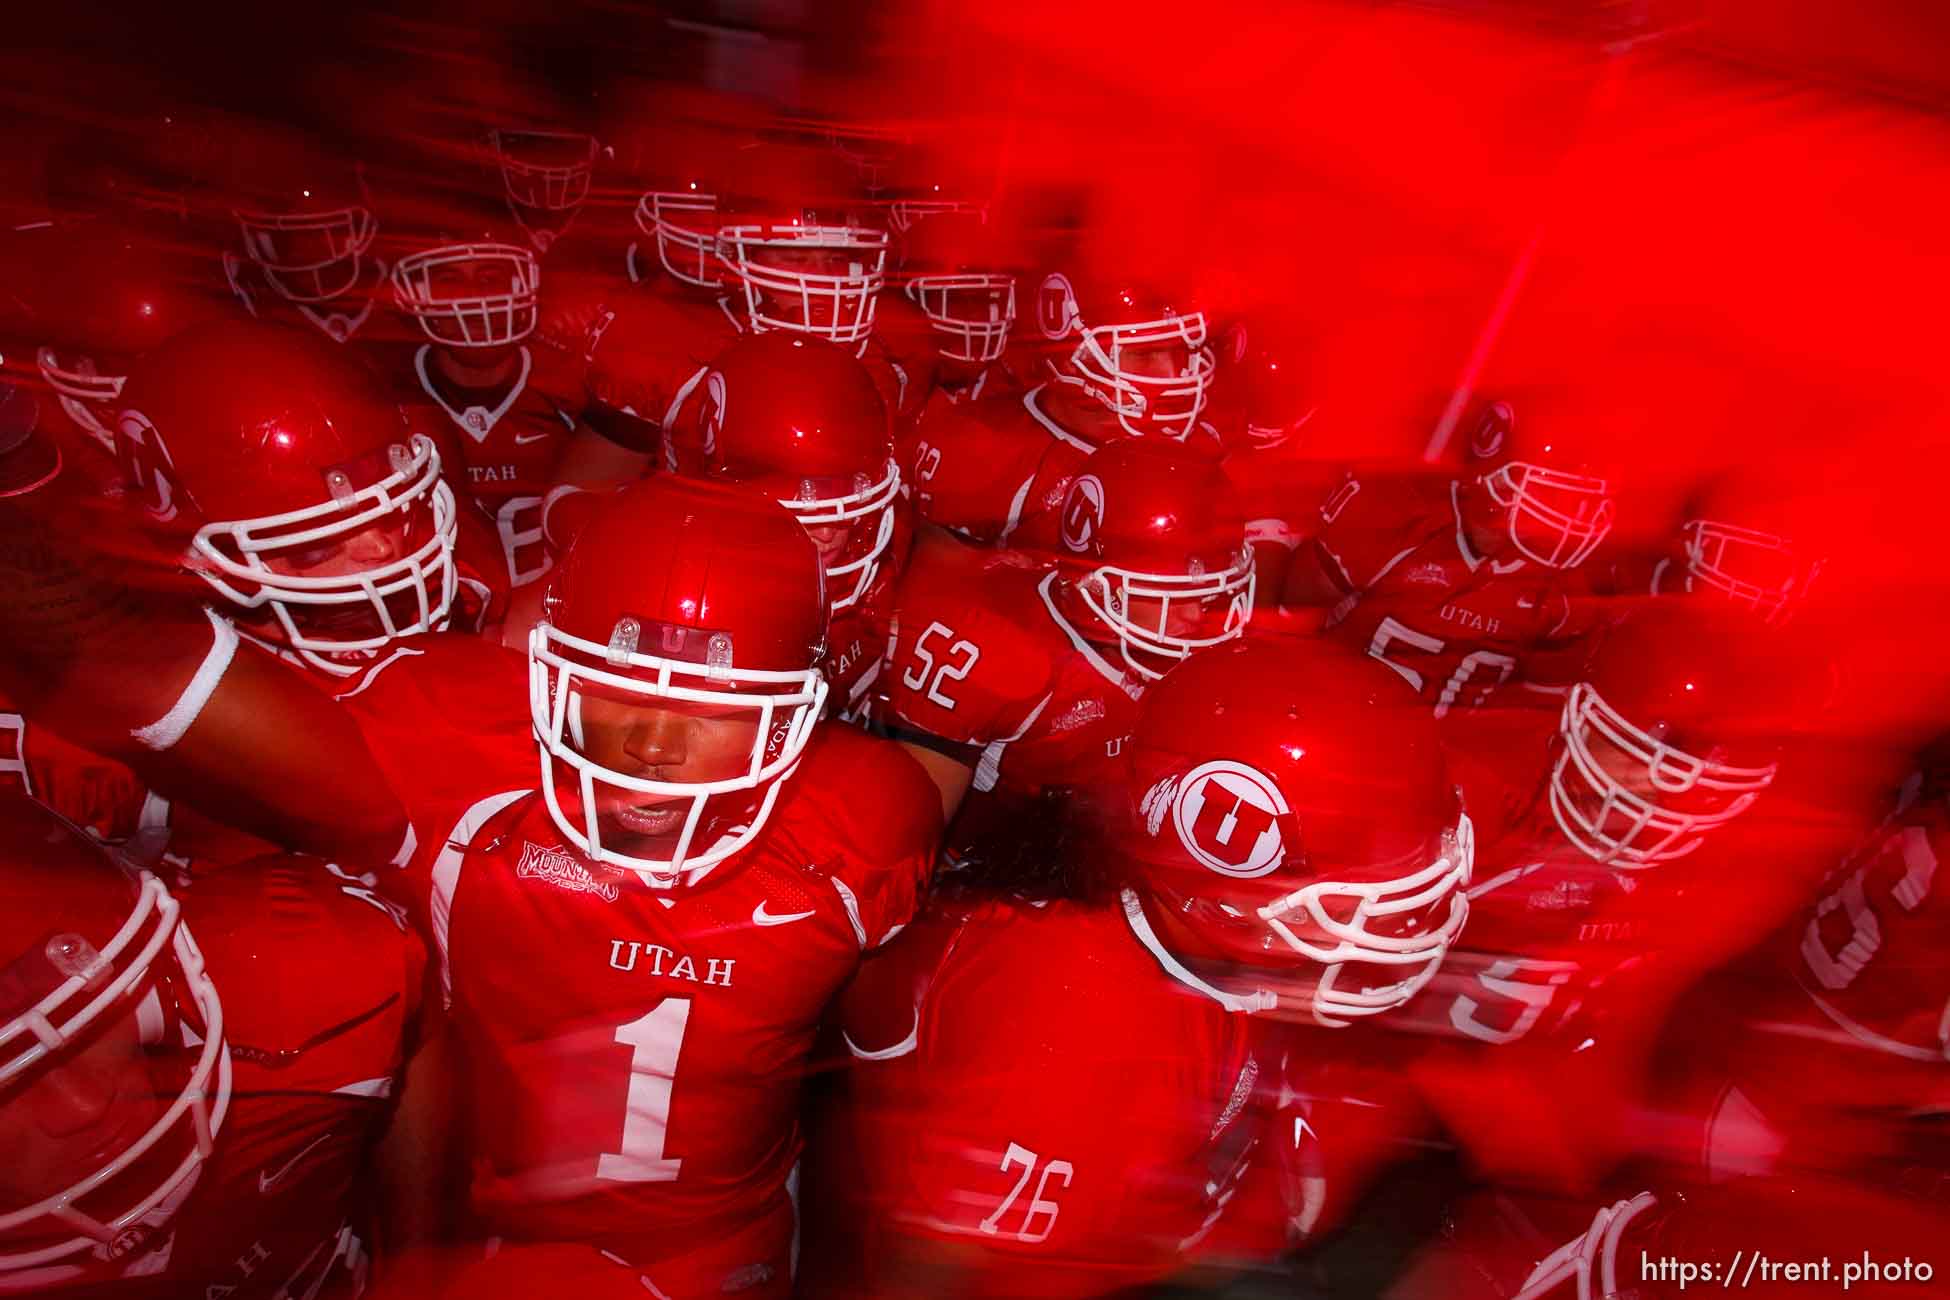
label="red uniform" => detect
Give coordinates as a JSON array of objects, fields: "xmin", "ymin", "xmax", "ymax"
[
  {"xmin": 379, "ymin": 709, "xmax": 936, "ymax": 1295},
  {"xmin": 879, "ymin": 543, "xmax": 1145, "ymax": 805},
  {"xmin": 26, "ymin": 853, "xmax": 425, "ymax": 1299},
  {"xmin": 0, "ymin": 700, "xmax": 162, "ymax": 848},
  {"xmin": 837, "ymin": 888, "xmax": 1273, "ymax": 1297},
  {"xmin": 825, "ymin": 547, "xmax": 902, "ymax": 722},
  {"xmin": 397, "ymin": 338, "xmax": 590, "ymax": 589},
  {"xmin": 1307, "ymin": 468, "xmax": 1582, "ymax": 716}
]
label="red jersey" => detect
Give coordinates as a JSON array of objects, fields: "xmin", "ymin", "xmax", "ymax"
[
  {"xmin": 391, "ymin": 724, "xmax": 938, "ymax": 1268},
  {"xmin": 397, "ymin": 339, "xmax": 590, "ymax": 589},
  {"xmin": 40, "ymin": 854, "xmax": 425, "ymax": 1299},
  {"xmin": 1308, "ymin": 468, "xmax": 1581, "ymax": 716},
  {"xmin": 1793, "ymin": 788, "xmax": 1950, "ymax": 1068},
  {"xmin": 825, "ymin": 549, "xmax": 902, "ymax": 723},
  {"xmin": 837, "ymin": 887, "xmax": 1270, "ymax": 1297},
  {"xmin": 879, "ymin": 543, "xmax": 1145, "ymax": 804},
  {"xmin": 0, "ymin": 700, "xmax": 162, "ymax": 848}
]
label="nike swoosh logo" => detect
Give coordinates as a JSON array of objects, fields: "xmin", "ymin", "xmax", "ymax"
[
  {"xmin": 752, "ymin": 902, "xmax": 816, "ymax": 927},
  {"xmin": 258, "ymin": 1132, "xmax": 334, "ymax": 1195},
  {"xmin": 513, "ymin": 428, "xmax": 555, "ymax": 445}
]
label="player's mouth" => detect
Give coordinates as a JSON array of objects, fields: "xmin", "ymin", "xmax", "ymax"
[{"xmin": 608, "ymin": 800, "xmax": 687, "ymax": 837}]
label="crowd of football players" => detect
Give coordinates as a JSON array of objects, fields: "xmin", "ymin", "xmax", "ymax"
[{"xmin": 0, "ymin": 51, "xmax": 1942, "ymax": 1300}]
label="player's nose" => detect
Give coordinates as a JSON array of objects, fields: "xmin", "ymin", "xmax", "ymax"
[
  {"xmin": 623, "ymin": 709, "xmax": 690, "ymax": 770},
  {"xmin": 345, "ymin": 523, "xmax": 403, "ymax": 564},
  {"xmin": 25, "ymin": 1058, "xmax": 123, "ymax": 1139}
]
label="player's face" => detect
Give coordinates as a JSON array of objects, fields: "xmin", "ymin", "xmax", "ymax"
[
  {"xmin": 0, "ymin": 1011, "xmax": 160, "ymax": 1207},
  {"xmin": 1117, "ymin": 338, "xmax": 1200, "ymax": 382},
  {"xmin": 263, "ymin": 514, "xmax": 416, "ymax": 581},
  {"xmin": 801, "ymin": 520, "xmax": 852, "ymax": 566},
  {"xmin": 1123, "ymin": 592, "xmax": 1206, "ymax": 640},
  {"xmin": 572, "ymin": 692, "xmax": 763, "ymax": 841}
]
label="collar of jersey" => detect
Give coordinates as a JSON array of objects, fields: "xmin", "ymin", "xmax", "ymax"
[{"xmin": 415, "ymin": 343, "xmax": 532, "ymax": 440}]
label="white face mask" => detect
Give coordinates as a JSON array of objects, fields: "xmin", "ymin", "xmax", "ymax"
[
  {"xmin": 1549, "ymin": 683, "xmax": 1776, "ymax": 867},
  {"xmin": 0, "ymin": 873, "xmax": 232, "ymax": 1276},
  {"xmin": 528, "ymin": 618, "xmax": 829, "ymax": 888}
]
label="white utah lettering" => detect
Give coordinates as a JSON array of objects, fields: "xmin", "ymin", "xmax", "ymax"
[{"xmin": 608, "ymin": 940, "xmax": 735, "ymax": 987}]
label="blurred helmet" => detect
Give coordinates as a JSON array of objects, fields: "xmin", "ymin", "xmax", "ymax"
[
  {"xmin": 1550, "ymin": 604, "xmax": 1780, "ymax": 867},
  {"xmin": 1212, "ymin": 315, "xmax": 1314, "ymax": 451},
  {"xmin": 1053, "ymin": 441, "xmax": 1254, "ymax": 680},
  {"xmin": 1510, "ymin": 1192, "xmax": 1660, "ymax": 1300},
  {"xmin": 898, "ymin": 210, "xmax": 1016, "ymax": 365},
  {"xmin": 390, "ymin": 213, "xmax": 540, "ymax": 350},
  {"xmin": 1462, "ymin": 397, "xmax": 1617, "ymax": 570},
  {"xmin": 1036, "ymin": 271, "xmax": 1215, "ymax": 440},
  {"xmin": 488, "ymin": 127, "xmax": 601, "ymax": 253},
  {"xmin": 1123, "ymin": 640, "xmax": 1473, "ymax": 1027},
  {"xmin": 530, "ymin": 477, "xmax": 830, "ymax": 887},
  {"xmin": 22, "ymin": 222, "xmax": 227, "ymax": 456},
  {"xmin": 688, "ymin": 333, "xmax": 898, "ymax": 614},
  {"xmin": 714, "ymin": 142, "xmax": 889, "ymax": 345},
  {"xmin": 114, "ymin": 320, "xmax": 458, "ymax": 674},
  {"xmin": 223, "ymin": 126, "xmax": 377, "ymax": 306},
  {"xmin": 1671, "ymin": 472, "xmax": 1823, "ymax": 624},
  {"xmin": 0, "ymin": 797, "xmax": 230, "ymax": 1280}
]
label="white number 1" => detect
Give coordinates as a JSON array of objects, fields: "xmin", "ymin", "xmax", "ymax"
[
  {"xmin": 976, "ymin": 1141, "xmax": 1073, "ymax": 1243},
  {"xmin": 596, "ymin": 999, "xmax": 690, "ymax": 1183}
]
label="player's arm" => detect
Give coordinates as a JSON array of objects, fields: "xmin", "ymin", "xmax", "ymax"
[
  {"xmin": 0, "ymin": 485, "xmax": 407, "ymax": 862},
  {"xmin": 374, "ymin": 998, "xmax": 466, "ymax": 1248},
  {"xmin": 894, "ymin": 738, "xmax": 977, "ymax": 821}
]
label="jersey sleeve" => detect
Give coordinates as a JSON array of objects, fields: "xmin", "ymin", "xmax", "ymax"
[
  {"xmin": 0, "ymin": 700, "xmax": 159, "ymax": 845},
  {"xmin": 333, "ymin": 636, "xmax": 537, "ymax": 869},
  {"xmin": 784, "ymin": 729, "xmax": 942, "ymax": 953},
  {"xmin": 881, "ymin": 552, "xmax": 1058, "ymax": 757},
  {"xmin": 1307, "ymin": 468, "xmax": 1444, "ymax": 595}
]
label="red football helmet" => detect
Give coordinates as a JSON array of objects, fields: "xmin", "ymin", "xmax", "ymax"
[
  {"xmin": 390, "ymin": 213, "xmax": 540, "ymax": 350},
  {"xmin": 1036, "ymin": 271, "xmax": 1215, "ymax": 440},
  {"xmin": 1670, "ymin": 472, "xmax": 1823, "ymax": 624},
  {"xmin": 1461, "ymin": 396, "xmax": 1617, "ymax": 570},
  {"xmin": 1212, "ymin": 314, "xmax": 1314, "ymax": 451},
  {"xmin": 530, "ymin": 477, "xmax": 830, "ymax": 887},
  {"xmin": 222, "ymin": 126, "xmax": 378, "ymax": 306},
  {"xmin": 0, "ymin": 797, "xmax": 230, "ymax": 1280},
  {"xmin": 1122, "ymin": 639, "xmax": 1473, "ymax": 1027},
  {"xmin": 881, "ymin": 141, "xmax": 992, "ymax": 234},
  {"xmin": 687, "ymin": 333, "xmax": 899, "ymax": 614},
  {"xmin": 23, "ymin": 222, "xmax": 227, "ymax": 456},
  {"xmin": 898, "ymin": 209, "xmax": 1017, "ymax": 365},
  {"xmin": 488, "ymin": 127, "xmax": 601, "ymax": 254},
  {"xmin": 714, "ymin": 141, "xmax": 890, "ymax": 345},
  {"xmin": 1051, "ymin": 441, "xmax": 1255, "ymax": 681},
  {"xmin": 113, "ymin": 320, "xmax": 458, "ymax": 675},
  {"xmin": 635, "ymin": 172, "xmax": 721, "ymax": 289},
  {"xmin": 1550, "ymin": 604, "xmax": 1780, "ymax": 867}
]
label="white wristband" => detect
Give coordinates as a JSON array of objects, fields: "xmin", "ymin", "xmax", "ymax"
[{"xmin": 130, "ymin": 609, "xmax": 240, "ymax": 752}]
